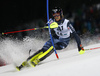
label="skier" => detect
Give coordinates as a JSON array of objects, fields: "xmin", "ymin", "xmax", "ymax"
[{"xmin": 16, "ymin": 7, "xmax": 85, "ymax": 71}]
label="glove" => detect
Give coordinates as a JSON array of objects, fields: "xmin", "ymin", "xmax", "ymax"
[{"xmin": 79, "ymin": 44, "xmax": 85, "ymax": 54}]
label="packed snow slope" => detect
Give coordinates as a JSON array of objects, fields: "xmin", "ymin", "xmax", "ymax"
[{"xmin": 0, "ymin": 37, "xmax": 100, "ymax": 76}]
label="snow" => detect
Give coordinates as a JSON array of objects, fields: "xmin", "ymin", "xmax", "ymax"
[{"xmin": 0, "ymin": 38, "xmax": 100, "ymax": 76}]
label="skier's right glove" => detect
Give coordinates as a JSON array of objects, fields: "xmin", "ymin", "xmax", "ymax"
[{"xmin": 79, "ymin": 44, "xmax": 85, "ymax": 54}]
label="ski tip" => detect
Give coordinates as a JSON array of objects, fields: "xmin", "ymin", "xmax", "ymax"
[{"xmin": 16, "ymin": 66, "xmax": 20, "ymax": 71}]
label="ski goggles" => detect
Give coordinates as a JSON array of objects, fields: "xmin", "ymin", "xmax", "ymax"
[{"xmin": 53, "ymin": 13, "xmax": 60, "ymax": 17}]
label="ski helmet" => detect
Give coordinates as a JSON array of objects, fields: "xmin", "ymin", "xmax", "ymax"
[{"xmin": 52, "ymin": 7, "xmax": 63, "ymax": 18}]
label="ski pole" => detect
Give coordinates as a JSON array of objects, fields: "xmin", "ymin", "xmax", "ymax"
[
  {"xmin": 46, "ymin": 0, "xmax": 59, "ymax": 59},
  {"xmin": 2, "ymin": 23, "xmax": 58, "ymax": 35},
  {"xmin": 85, "ymin": 47, "xmax": 100, "ymax": 51}
]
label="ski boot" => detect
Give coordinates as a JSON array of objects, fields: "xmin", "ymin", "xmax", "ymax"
[{"xmin": 28, "ymin": 58, "xmax": 40, "ymax": 67}]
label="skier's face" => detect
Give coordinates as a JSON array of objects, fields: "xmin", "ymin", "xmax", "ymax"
[{"xmin": 53, "ymin": 13, "xmax": 61, "ymax": 21}]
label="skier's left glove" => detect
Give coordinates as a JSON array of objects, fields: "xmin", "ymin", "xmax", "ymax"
[{"xmin": 79, "ymin": 44, "xmax": 85, "ymax": 54}]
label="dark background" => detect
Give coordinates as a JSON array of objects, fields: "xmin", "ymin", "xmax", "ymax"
[{"xmin": 0, "ymin": 0, "xmax": 100, "ymax": 36}]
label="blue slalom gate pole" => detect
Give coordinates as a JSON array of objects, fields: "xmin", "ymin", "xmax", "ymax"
[{"xmin": 46, "ymin": 0, "xmax": 59, "ymax": 59}]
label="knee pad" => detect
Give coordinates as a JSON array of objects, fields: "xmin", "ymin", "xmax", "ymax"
[{"xmin": 55, "ymin": 42, "xmax": 67, "ymax": 50}]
